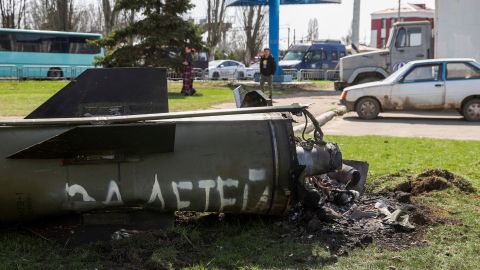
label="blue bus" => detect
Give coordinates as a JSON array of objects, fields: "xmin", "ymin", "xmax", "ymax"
[{"xmin": 0, "ymin": 28, "xmax": 103, "ymax": 79}]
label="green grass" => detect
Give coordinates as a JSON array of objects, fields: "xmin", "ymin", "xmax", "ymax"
[
  {"xmin": 321, "ymin": 136, "xmax": 480, "ymax": 270},
  {"xmin": 326, "ymin": 135, "xmax": 480, "ymax": 189},
  {"xmin": 0, "ymin": 81, "xmax": 67, "ymax": 117},
  {"xmin": 0, "ymin": 80, "xmax": 330, "ymax": 116},
  {"xmin": 0, "ymin": 136, "xmax": 479, "ymax": 269},
  {"xmin": 0, "ymin": 81, "xmax": 236, "ymax": 116},
  {"xmin": 311, "ymin": 80, "xmax": 334, "ymax": 90}
]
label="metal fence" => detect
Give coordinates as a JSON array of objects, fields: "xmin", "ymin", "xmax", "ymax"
[
  {"xmin": 0, "ymin": 65, "xmax": 340, "ymax": 82},
  {"xmin": 165, "ymin": 68, "xmax": 339, "ymax": 82},
  {"xmin": 0, "ymin": 65, "xmax": 18, "ymax": 80},
  {"xmin": 0, "ymin": 65, "xmax": 96, "ymax": 80}
]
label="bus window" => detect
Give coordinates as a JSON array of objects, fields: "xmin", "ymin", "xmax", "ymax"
[
  {"xmin": 16, "ymin": 33, "xmax": 42, "ymax": 52},
  {"xmin": 0, "ymin": 33, "xmax": 12, "ymax": 51},
  {"xmin": 69, "ymin": 36, "xmax": 100, "ymax": 54},
  {"xmin": 322, "ymin": 51, "xmax": 327, "ymax": 61},
  {"xmin": 47, "ymin": 36, "xmax": 68, "ymax": 53}
]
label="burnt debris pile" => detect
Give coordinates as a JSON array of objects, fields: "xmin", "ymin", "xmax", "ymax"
[{"xmin": 283, "ymin": 169, "xmax": 475, "ymax": 255}]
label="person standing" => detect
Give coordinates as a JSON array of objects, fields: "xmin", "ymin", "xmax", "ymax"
[
  {"xmin": 259, "ymin": 48, "xmax": 276, "ymax": 99},
  {"xmin": 181, "ymin": 46, "xmax": 196, "ymax": 96}
]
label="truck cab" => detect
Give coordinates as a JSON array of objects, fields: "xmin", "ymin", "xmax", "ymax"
[
  {"xmin": 280, "ymin": 41, "xmax": 347, "ymax": 71},
  {"xmin": 335, "ymin": 21, "xmax": 432, "ymax": 90}
]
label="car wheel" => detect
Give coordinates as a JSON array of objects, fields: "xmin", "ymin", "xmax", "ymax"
[
  {"xmin": 463, "ymin": 98, "xmax": 480, "ymax": 121},
  {"xmin": 356, "ymin": 97, "xmax": 380, "ymax": 120},
  {"xmin": 212, "ymin": 72, "xmax": 219, "ymax": 80},
  {"xmin": 237, "ymin": 72, "xmax": 245, "ymax": 80},
  {"xmin": 47, "ymin": 68, "xmax": 63, "ymax": 79}
]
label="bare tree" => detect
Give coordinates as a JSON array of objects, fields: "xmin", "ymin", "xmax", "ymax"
[
  {"xmin": 307, "ymin": 18, "xmax": 319, "ymax": 41},
  {"xmin": 238, "ymin": 5, "xmax": 266, "ymax": 65},
  {"xmin": 101, "ymin": 0, "xmax": 120, "ymax": 35},
  {"xmin": 0, "ymin": 0, "xmax": 27, "ymax": 28},
  {"xmin": 29, "ymin": 0, "xmax": 82, "ymax": 31},
  {"xmin": 206, "ymin": 0, "xmax": 227, "ymax": 60},
  {"xmin": 77, "ymin": 2, "xmax": 103, "ymax": 33}
]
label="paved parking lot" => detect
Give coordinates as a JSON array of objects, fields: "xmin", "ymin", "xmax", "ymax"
[
  {"xmin": 322, "ymin": 111, "xmax": 480, "ymax": 140},
  {"xmin": 213, "ymin": 89, "xmax": 480, "ymax": 141}
]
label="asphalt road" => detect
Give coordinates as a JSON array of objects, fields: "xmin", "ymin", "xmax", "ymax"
[
  {"xmin": 213, "ymin": 90, "xmax": 480, "ymax": 141},
  {"xmin": 322, "ymin": 111, "xmax": 480, "ymax": 141}
]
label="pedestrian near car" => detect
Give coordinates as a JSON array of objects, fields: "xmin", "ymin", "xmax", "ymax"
[
  {"xmin": 260, "ymin": 48, "xmax": 276, "ymax": 99},
  {"xmin": 181, "ymin": 46, "xmax": 196, "ymax": 96}
]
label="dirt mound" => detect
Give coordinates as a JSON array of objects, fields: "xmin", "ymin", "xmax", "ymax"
[{"xmin": 392, "ymin": 169, "xmax": 475, "ymax": 195}]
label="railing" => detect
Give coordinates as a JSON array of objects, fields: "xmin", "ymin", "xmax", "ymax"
[
  {"xmin": 0, "ymin": 65, "xmax": 18, "ymax": 80},
  {"xmin": 19, "ymin": 65, "xmax": 73, "ymax": 79},
  {"xmin": 0, "ymin": 65, "xmax": 95, "ymax": 80},
  {"xmin": 298, "ymin": 69, "xmax": 326, "ymax": 81},
  {"xmin": 325, "ymin": 70, "xmax": 340, "ymax": 81},
  {"xmin": 0, "ymin": 65, "xmax": 340, "ymax": 82},
  {"xmin": 166, "ymin": 68, "xmax": 340, "ymax": 82},
  {"xmin": 282, "ymin": 69, "xmax": 299, "ymax": 80}
]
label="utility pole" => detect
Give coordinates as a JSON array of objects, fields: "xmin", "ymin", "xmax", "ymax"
[
  {"xmin": 293, "ymin": 29, "xmax": 296, "ymax": 45},
  {"xmin": 397, "ymin": 0, "xmax": 401, "ymax": 21},
  {"xmin": 287, "ymin": 27, "xmax": 290, "ymax": 48},
  {"xmin": 351, "ymin": 0, "xmax": 361, "ymax": 53}
]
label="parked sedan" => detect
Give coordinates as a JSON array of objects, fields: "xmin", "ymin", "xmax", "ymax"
[
  {"xmin": 340, "ymin": 58, "xmax": 480, "ymax": 121},
  {"xmin": 245, "ymin": 62, "xmax": 260, "ymax": 80},
  {"xmin": 207, "ymin": 60, "xmax": 246, "ymax": 80}
]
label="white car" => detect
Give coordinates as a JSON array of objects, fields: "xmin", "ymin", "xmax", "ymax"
[
  {"xmin": 207, "ymin": 60, "xmax": 246, "ymax": 80},
  {"xmin": 340, "ymin": 58, "xmax": 480, "ymax": 121},
  {"xmin": 245, "ymin": 62, "xmax": 260, "ymax": 80}
]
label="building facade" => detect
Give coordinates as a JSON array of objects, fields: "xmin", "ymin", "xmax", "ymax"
[{"xmin": 370, "ymin": 3, "xmax": 434, "ymax": 48}]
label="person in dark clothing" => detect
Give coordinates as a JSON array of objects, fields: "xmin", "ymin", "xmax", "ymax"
[
  {"xmin": 259, "ymin": 48, "xmax": 276, "ymax": 99},
  {"xmin": 181, "ymin": 46, "xmax": 196, "ymax": 96}
]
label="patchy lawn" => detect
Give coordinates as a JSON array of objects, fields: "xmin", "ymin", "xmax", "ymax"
[
  {"xmin": 0, "ymin": 80, "xmax": 328, "ymax": 117},
  {"xmin": 311, "ymin": 80, "xmax": 334, "ymax": 90},
  {"xmin": 0, "ymin": 81, "xmax": 235, "ymax": 116},
  {"xmin": 0, "ymin": 136, "xmax": 478, "ymax": 269}
]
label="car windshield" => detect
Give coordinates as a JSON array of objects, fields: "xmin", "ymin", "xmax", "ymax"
[
  {"xmin": 283, "ymin": 51, "xmax": 305, "ymax": 61},
  {"xmin": 384, "ymin": 62, "xmax": 415, "ymax": 83},
  {"xmin": 470, "ymin": 61, "xmax": 480, "ymax": 69},
  {"xmin": 209, "ymin": 60, "xmax": 223, "ymax": 67}
]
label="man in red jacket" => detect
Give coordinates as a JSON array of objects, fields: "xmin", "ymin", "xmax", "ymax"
[{"xmin": 259, "ymin": 48, "xmax": 276, "ymax": 99}]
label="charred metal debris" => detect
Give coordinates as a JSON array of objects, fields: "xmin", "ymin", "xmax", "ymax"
[{"xmin": 293, "ymin": 107, "xmax": 368, "ymax": 216}]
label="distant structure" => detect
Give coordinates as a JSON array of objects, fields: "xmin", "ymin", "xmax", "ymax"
[{"xmin": 370, "ymin": 3, "xmax": 434, "ymax": 48}]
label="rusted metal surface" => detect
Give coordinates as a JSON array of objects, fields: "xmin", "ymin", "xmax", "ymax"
[
  {"xmin": 0, "ymin": 104, "xmax": 363, "ymax": 224},
  {"xmin": 382, "ymin": 95, "xmax": 451, "ymax": 111}
]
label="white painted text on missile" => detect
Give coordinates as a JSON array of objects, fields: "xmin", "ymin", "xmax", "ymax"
[{"xmin": 65, "ymin": 169, "xmax": 268, "ymax": 211}]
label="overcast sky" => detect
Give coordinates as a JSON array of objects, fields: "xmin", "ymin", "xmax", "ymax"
[{"xmin": 190, "ymin": 0, "xmax": 435, "ymax": 49}]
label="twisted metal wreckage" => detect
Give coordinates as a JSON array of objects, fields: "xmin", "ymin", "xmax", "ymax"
[{"xmin": 0, "ymin": 68, "xmax": 367, "ymax": 224}]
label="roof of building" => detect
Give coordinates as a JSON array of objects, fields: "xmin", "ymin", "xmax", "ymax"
[{"xmin": 372, "ymin": 3, "xmax": 434, "ymax": 19}]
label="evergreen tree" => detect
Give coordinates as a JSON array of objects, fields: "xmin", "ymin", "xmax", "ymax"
[{"xmin": 96, "ymin": 0, "xmax": 203, "ymax": 68}]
